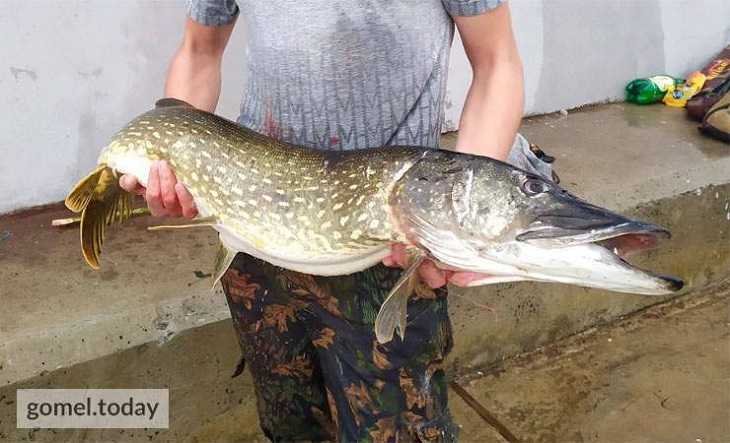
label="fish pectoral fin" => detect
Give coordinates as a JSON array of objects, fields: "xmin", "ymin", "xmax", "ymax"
[
  {"xmin": 147, "ymin": 216, "xmax": 217, "ymax": 231},
  {"xmin": 414, "ymin": 277, "xmax": 436, "ymax": 299},
  {"xmin": 212, "ymin": 240, "xmax": 237, "ymax": 290},
  {"xmin": 374, "ymin": 253, "xmax": 426, "ymax": 344}
]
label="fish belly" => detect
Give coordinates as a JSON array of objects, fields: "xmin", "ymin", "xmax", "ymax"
[{"xmin": 217, "ymin": 226, "xmax": 391, "ymax": 276}]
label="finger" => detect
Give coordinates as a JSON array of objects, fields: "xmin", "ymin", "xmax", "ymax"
[
  {"xmin": 175, "ymin": 182, "xmax": 198, "ymax": 219},
  {"xmin": 390, "ymin": 243, "xmax": 409, "ymax": 268},
  {"xmin": 418, "ymin": 260, "xmax": 448, "ymax": 289},
  {"xmin": 383, "ymin": 244, "xmax": 405, "ymax": 268},
  {"xmin": 448, "ymin": 272, "xmax": 492, "ymax": 288},
  {"xmin": 145, "ymin": 162, "xmax": 166, "ymax": 217},
  {"xmin": 158, "ymin": 160, "xmax": 182, "ymax": 216},
  {"xmin": 119, "ymin": 174, "xmax": 146, "ymax": 195}
]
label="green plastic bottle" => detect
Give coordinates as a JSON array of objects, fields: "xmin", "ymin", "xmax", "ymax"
[{"xmin": 625, "ymin": 75, "xmax": 680, "ymax": 104}]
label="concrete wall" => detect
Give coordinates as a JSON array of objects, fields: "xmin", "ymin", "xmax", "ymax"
[
  {"xmin": 445, "ymin": 0, "xmax": 730, "ymax": 126},
  {"xmin": 1, "ymin": 0, "xmax": 729, "ymax": 214},
  {"xmin": 0, "ymin": 1, "xmax": 247, "ymax": 214}
]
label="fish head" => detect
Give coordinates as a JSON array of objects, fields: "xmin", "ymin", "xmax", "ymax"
[
  {"xmin": 389, "ymin": 151, "xmax": 525, "ymax": 243},
  {"xmin": 391, "ymin": 151, "xmax": 683, "ymax": 295},
  {"xmin": 499, "ymin": 168, "xmax": 683, "ymax": 294},
  {"xmin": 505, "ymin": 168, "xmax": 665, "ymax": 248}
]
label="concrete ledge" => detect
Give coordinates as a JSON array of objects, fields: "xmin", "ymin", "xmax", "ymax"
[
  {"xmin": 1, "ymin": 103, "xmax": 729, "ymax": 389},
  {"xmin": 0, "ymin": 209, "xmax": 228, "ymax": 387}
]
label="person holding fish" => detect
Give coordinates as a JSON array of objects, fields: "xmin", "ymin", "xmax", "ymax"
[
  {"xmin": 61, "ymin": 0, "xmax": 682, "ymax": 439},
  {"xmin": 119, "ymin": 1, "xmax": 554, "ymax": 441}
]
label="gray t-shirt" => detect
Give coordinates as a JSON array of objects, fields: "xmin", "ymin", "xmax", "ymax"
[{"xmin": 188, "ymin": 0, "xmax": 503, "ymax": 150}]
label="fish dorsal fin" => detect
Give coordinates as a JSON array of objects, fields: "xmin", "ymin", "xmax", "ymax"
[
  {"xmin": 374, "ymin": 252, "xmax": 426, "ymax": 344},
  {"xmin": 155, "ymin": 98, "xmax": 195, "ymax": 109}
]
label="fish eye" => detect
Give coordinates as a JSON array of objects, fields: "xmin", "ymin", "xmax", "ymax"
[{"xmin": 522, "ymin": 178, "xmax": 549, "ymax": 196}]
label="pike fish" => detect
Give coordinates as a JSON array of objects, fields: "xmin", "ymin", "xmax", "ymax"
[{"xmin": 65, "ymin": 98, "xmax": 683, "ymax": 343}]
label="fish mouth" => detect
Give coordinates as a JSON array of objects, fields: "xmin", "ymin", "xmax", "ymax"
[
  {"xmin": 516, "ymin": 192, "xmax": 671, "ymax": 247},
  {"xmin": 516, "ymin": 203, "xmax": 683, "ymax": 293},
  {"xmin": 593, "ymin": 231, "xmax": 684, "ymax": 292},
  {"xmin": 519, "ymin": 227, "xmax": 684, "ymax": 294},
  {"xmin": 595, "ymin": 231, "xmax": 663, "ymax": 259},
  {"xmin": 517, "ymin": 219, "xmax": 670, "ymax": 248}
]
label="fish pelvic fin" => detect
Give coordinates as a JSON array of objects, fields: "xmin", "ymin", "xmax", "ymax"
[
  {"xmin": 67, "ymin": 165, "xmax": 133, "ymax": 269},
  {"xmin": 212, "ymin": 240, "xmax": 237, "ymax": 290},
  {"xmin": 374, "ymin": 253, "xmax": 425, "ymax": 344}
]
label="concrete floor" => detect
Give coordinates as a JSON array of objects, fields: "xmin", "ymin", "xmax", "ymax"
[
  {"xmin": 2, "ymin": 276, "xmax": 727, "ymax": 442},
  {"xmin": 177, "ymin": 281, "xmax": 730, "ymax": 443},
  {"xmin": 1, "ymin": 103, "xmax": 729, "ymax": 441},
  {"xmin": 451, "ymin": 280, "xmax": 730, "ymax": 443}
]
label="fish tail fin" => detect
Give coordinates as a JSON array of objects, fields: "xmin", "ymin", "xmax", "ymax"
[
  {"xmin": 65, "ymin": 165, "xmax": 133, "ymax": 269},
  {"xmin": 65, "ymin": 164, "xmax": 107, "ymax": 213}
]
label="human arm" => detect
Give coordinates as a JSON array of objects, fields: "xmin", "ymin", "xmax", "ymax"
[
  {"xmin": 453, "ymin": 2, "xmax": 523, "ymax": 162},
  {"xmin": 165, "ymin": 17, "xmax": 236, "ymax": 113},
  {"xmin": 119, "ymin": 14, "xmax": 236, "ymax": 218}
]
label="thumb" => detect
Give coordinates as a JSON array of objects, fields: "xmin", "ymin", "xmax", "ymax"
[
  {"xmin": 119, "ymin": 174, "xmax": 146, "ymax": 195},
  {"xmin": 448, "ymin": 272, "xmax": 491, "ymax": 287}
]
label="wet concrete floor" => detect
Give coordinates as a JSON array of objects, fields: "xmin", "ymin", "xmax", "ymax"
[
  {"xmin": 3, "ymin": 280, "xmax": 727, "ymax": 442},
  {"xmin": 177, "ymin": 280, "xmax": 730, "ymax": 443},
  {"xmin": 450, "ymin": 280, "xmax": 730, "ymax": 443}
]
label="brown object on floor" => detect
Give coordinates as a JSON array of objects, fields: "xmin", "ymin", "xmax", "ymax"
[
  {"xmin": 699, "ymin": 87, "xmax": 730, "ymax": 143},
  {"xmin": 687, "ymin": 45, "xmax": 730, "ymax": 121}
]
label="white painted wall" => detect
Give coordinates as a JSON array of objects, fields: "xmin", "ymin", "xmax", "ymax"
[
  {"xmin": 446, "ymin": 0, "xmax": 730, "ymax": 125},
  {"xmin": 2, "ymin": 0, "xmax": 729, "ymax": 213},
  {"xmin": 0, "ymin": 1, "xmax": 247, "ymax": 214}
]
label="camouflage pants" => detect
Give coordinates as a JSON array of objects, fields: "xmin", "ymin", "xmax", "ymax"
[{"xmin": 221, "ymin": 253, "xmax": 456, "ymax": 442}]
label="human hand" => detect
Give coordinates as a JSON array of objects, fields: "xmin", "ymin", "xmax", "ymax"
[
  {"xmin": 382, "ymin": 243, "xmax": 488, "ymax": 288},
  {"xmin": 118, "ymin": 160, "xmax": 198, "ymax": 218}
]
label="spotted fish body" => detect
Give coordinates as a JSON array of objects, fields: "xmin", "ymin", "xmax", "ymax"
[
  {"xmin": 83, "ymin": 98, "xmax": 423, "ymax": 275},
  {"xmin": 67, "ymin": 99, "xmax": 683, "ymax": 342}
]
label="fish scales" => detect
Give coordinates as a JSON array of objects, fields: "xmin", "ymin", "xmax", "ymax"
[{"xmin": 101, "ymin": 102, "xmax": 416, "ymax": 261}]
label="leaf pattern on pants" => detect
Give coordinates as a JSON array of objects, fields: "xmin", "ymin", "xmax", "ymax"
[{"xmin": 221, "ymin": 253, "xmax": 458, "ymax": 442}]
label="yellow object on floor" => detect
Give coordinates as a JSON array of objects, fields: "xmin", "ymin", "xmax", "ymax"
[{"xmin": 663, "ymin": 71, "xmax": 707, "ymax": 107}]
